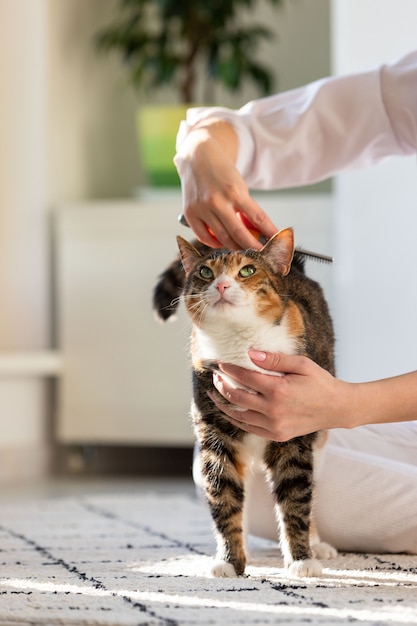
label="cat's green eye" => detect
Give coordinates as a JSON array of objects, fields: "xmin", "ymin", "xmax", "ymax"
[
  {"xmin": 199, "ymin": 265, "xmax": 214, "ymax": 280},
  {"xmin": 239, "ymin": 265, "xmax": 256, "ymax": 278}
]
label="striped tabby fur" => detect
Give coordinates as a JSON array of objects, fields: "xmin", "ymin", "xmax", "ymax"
[{"xmin": 153, "ymin": 228, "xmax": 336, "ymax": 578}]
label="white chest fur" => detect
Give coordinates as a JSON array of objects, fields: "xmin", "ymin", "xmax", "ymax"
[{"xmin": 194, "ymin": 307, "xmax": 297, "ymax": 373}]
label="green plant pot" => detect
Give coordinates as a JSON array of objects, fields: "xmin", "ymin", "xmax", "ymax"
[{"xmin": 136, "ymin": 105, "xmax": 190, "ymax": 187}]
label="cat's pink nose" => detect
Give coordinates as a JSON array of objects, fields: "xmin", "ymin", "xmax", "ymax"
[{"xmin": 216, "ymin": 282, "xmax": 229, "ymax": 295}]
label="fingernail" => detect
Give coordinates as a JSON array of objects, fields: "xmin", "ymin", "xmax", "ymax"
[{"xmin": 249, "ymin": 350, "xmax": 267, "ymax": 362}]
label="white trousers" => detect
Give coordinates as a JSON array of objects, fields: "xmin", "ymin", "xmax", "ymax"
[{"xmin": 193, "ymin": 423, "xmax": 417, "ymax": 554}]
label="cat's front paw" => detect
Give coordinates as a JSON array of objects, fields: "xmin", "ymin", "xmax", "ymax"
[
  {"xmin": 311, "ymin": 541, "xmax": 338, "ymax": 560},
  {"xmin": 211, "ymin": 560, "xmax": 240, "ymax": 578},
  {"xmin": 287, "ymin": 558, "xmax": 322, "ymax": 578}
]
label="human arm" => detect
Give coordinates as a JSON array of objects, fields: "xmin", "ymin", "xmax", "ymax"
[
  {"xmin": 210, "ymin": 350, "xmax": 417, "ymax": 441},
  {"xmin": 175, "ymin": 51, "xmax": 417, "ymax": 247}
]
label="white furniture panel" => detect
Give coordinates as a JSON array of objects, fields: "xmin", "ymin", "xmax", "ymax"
[
  {"xmin": 55, "ymin": 194, "xmax": 333, "ymax": 445},
  {"xmin": 55, "ymin": 198, "xmax": 193, "ymax": 445}
]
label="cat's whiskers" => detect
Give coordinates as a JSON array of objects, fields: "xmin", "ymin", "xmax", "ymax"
[
  {"xmin": 167, "ymin": 292, "xmax": 200, "ymax": 309},
  {"xmin": 182, "ymin": 292, "xmax": 212, "ymax": 323},
  {"xmin": 181, "ymin": 292, "xmax": 202, "ymax": 302},
  {"xmin": 168, "ymin": 296, "xmax": 183, "ymax": 308},
  {"xmin": 189, "ymin": 300, "xmax": 211, "ymax": 325}
]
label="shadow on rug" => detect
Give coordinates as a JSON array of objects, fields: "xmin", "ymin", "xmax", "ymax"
[{"xmin": 0, "ymin": 492, "xmax": 416, "ymax": 625}]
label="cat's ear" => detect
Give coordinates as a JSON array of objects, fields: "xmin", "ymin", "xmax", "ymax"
[
  {"xmin": 176, "ymin": 236, "xmax": 203, "ymax": 275},
  {"xmin": 260, "ymin": 228, "xmax": 294, "ymax": 276}
]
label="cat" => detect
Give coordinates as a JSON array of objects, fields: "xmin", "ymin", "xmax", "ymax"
[{"xmin": 153, "ymin": 227, "xmax": 337, "ymax": 578}]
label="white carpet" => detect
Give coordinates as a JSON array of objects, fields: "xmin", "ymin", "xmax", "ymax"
[{"xmin": 1, "ymin": 490, "xmax": 417, "ymax": 625}]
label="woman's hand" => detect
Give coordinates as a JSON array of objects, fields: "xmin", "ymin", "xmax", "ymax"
[
  {"xmin": 210, "ymin": 351, "xmax": 351, "ymax": 441},
  {"xmin": 174, "ymin": 120, "xmax": 277, "ymax": 250}
]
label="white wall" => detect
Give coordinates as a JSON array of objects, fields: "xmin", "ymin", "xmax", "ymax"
[
  {"xmin": 0, "ymin": 0, "xmax": 137, "ymax": 480},
  {"xmin": 0, "ymin": 0, "xmax": 330, "ymax": 476},
  {"xmin": 331, "ymin": 0, "xmax": 417, "ymax": 381},
  {"xmin": 0, "ymin": 0, "xmax": 51, "ymax": 480},
  {"xmin": 0, "ymin": 0, "xmax": 49, "ymax": 349},
  {"xmin": 47, "ymin": 0, "xmax": 141, "ymax": 204}
]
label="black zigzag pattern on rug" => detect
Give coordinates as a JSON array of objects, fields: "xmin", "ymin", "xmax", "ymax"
[{"xmin": 0, "ymin": 492, "xmax": 416, "ymax": 625}]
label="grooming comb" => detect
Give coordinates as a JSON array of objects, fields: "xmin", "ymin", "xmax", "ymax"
[{"xmin": 178, "ymin": 213, "xmax": 333, "ymax": 265}]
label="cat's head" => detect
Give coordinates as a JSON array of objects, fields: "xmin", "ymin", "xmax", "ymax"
[{"xmin": 177, "ymin": 228, "xmax": 294, "ymax": 328}]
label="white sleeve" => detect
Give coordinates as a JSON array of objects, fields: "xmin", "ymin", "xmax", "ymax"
[{"xmin": 176, "ymin": 51, "xmax": 417, "ymax": 190}]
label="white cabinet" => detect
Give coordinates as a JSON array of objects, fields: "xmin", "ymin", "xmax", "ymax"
[
  {"xmin": 55, "ymin": 193, "xmax": 333, "ymax": 445},
  {"xmin": 55, "ymin": 197, "xmax": 193, "ymax": 445}
]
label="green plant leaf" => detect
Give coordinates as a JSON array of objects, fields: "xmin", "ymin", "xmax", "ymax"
[{"xmin": 94, "ymin": 0, "xmax": 284, "ymax": 102}]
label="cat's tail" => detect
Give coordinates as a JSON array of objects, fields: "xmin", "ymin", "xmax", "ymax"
[{"xmin": 153, "ymin": 257, "xmax": 185, "ymax": 322}]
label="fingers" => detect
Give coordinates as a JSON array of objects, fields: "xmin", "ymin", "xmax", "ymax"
[
  {"xmin": 210, "ymin": 354, "xmax": 339, "ymax": 441},
  {"xmin": 249, "ymin": 350, "xmax": 313, "ymax": 375},
  {"xmin": 187, "ymin": 216, "xmax": 223, "ymax": 247},
  {"xmin": 207, "ymin": 389, "xmax": 271, "ymax": 439},
  {"xmin": 213, "ymin": 196, "xmax": 278, "ymax": 250},
  {"xmin": 186, "ymin": 204, "xmax": 266, "ymax": 251},
  {"xmin": 238, "ymin": 204, "xmax": 278, "ymax": 242},
  {"xmin": 183, "ymin": 184, "xmax": 279, "ymax": 250},
  {"xmin": 206, "ymin": 208, "xmax": 263, "ymax": 250},
  {"xmin": 217, "ymin": 362, "xmax": 282, "ymax": 397},
  {"xmin": 215, "ymin": 354, "xmax": 315, "ymax": 399},
  {"xmin": 213, "ymin": 371, "xmax": 261, "ymax": 409}
]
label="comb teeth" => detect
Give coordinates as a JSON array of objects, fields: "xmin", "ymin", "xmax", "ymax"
[
  {"xmin": 294, "ymin": 247, "xmax": 333, "ymax": 264},
  {"xmin": 178, "ymin": 213, "xmax": 333, "ymax": 264}
]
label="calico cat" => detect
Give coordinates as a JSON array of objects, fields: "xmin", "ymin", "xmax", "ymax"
[{"xmin": 153, "ymin": 228, "xmax": 336, "ymax": 578}]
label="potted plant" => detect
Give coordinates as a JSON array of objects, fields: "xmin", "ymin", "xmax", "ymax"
[{"xmin": 96, "ymin": 0, "xmax": 283, "ymax": 186}]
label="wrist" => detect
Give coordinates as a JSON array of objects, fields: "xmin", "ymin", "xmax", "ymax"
[
  {"xmin": 175, "ymin": 120, "xmax": 238, "ymax": 167},
  {"xmin": 334, "ymin": 375, "xmax": 412, "ymax": 430},
  {"xmin": 332, "ymin": 380, "xmax": 365, "ymax": 430}
]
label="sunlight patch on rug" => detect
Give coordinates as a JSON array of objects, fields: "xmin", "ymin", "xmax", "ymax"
[{"xmin": 0, "ymin": 492, "xmax": 416, "ymax": 625}]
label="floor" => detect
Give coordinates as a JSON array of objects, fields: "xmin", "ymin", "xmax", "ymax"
[
  {"xmin": 2, "ymin": 476, "xmax": 416, "ymax": 626},
  {"xmin": 2, "ymin": 475, "xmax": 196, "ymax": 504}
]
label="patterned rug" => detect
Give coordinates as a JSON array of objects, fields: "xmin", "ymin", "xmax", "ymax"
[{"xmin": 0, "ymin": 490, "xmax": 416, "ymax": 625}]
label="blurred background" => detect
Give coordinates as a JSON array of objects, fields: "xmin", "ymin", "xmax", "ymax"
[{"xmin": 0, "ymin": 0, "xmax": 415, "ymax": 486}]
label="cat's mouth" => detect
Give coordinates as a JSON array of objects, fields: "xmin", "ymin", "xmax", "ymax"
[
  {"xmin": 212, "ymin": 295, "xmax": 236, "ymax": 308},
  {"xmin": 211, "ymin": 292, "xmax": 251, "ymax": 310}
]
